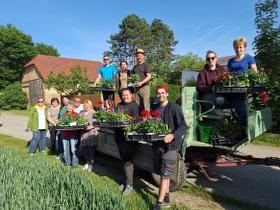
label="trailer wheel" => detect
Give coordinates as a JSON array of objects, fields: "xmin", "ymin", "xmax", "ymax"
[{"xmin": 151, "ymin": 159, "xmax": 187, "ymax": 192}]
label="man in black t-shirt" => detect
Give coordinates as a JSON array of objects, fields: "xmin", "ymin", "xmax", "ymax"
[
  {"xmin": 132, "ymin": 48, "xmax": 152, "ymax": 112},
  {"xmin": 115, "ymin": 88, "xmax": 139, "ymax": 196}
]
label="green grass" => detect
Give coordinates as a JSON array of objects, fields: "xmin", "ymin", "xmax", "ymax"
[
  {"xmin": 252, "ymin": 133, "xmax": 280, "ymax": 147},
  {"xmin": 1, "ymin": 109, "xmax": 30, "ymax": 116},
  {"xmin": 181, "ymin": 185, "xmax": 273, "ymax": 210},
  {"xmin": 0, "ymin": 134, "xmax": 157, "ymax": 210}
]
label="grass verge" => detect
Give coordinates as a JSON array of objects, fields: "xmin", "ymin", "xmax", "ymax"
[
  {"xmin": 1, "ymin": 109, "xmax": 30, "ymax": 116},
  {"xmin": 181, "ymin": 185, "xmax": 273, "ymax": 210},
  {"xmin": 252, "ymin": 133, "xmax": 280, "ymax": 147}
]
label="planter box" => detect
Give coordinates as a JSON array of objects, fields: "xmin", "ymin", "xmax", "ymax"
[
  {"xmin": 55, "ymin": 125, "xmax": 87, "ymax": 131},
  {"xmin": 93, "ymin": 121, "xmax": 134, "ymax": 128},
  {"xmin": 215, "ymin": 86, "xmax": 264, "ymax": 94},
  {"xmin": 91, "ymin": 87, "xmax": 115, "ymax": 92},
  {"xmin": 126, "ymin": 133, "xmax": 166, "ymax": 142}
]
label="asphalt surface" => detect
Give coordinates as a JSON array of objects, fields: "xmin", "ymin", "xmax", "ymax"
[{"xmin": 0, "ymin": 112, "xmax": 279, "ymax": 209}]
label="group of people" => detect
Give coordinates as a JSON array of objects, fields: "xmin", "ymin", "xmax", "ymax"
[
  {"xmin": 196, "ymin": 37, "xmax": 258, "ymax": 126},
  {"xmin": 93, "ymin": 48, "xmax": 152, "ymax": 112},
  {"xmin": 27, "ymin": 96, "xmax": 98, "ymax": 171},
  {"xmin": 26, "ymin": 36, "xmax": 255, "ymax": 210}
]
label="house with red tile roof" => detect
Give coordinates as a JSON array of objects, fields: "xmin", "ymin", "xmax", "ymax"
[{"xmin": 22, "ymin": 54, "xmax": 102, "ymax": 107}]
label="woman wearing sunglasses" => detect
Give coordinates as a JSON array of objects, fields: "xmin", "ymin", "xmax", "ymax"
[{"xmin": 196, "ymin": 50, "xmax": 225, "ymax": 111}]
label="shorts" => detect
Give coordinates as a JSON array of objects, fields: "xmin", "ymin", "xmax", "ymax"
[{"xmin": 152, "ymin": 143, "xmax": 177, "ymax": 179}]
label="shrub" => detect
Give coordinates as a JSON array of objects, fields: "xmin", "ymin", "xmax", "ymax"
[
  {"xmin": 0, "ymin": 82, "xmax": 27, "ymax": 110},
  {"xmin": 0, "ymin": 147, "xmax": 126, "ymax": 209},
  {"xmin": 151, "ymin": 83, "xmax": 181, "ymax": 103}
]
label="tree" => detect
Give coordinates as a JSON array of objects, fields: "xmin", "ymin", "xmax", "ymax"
[
  {"xmin": 34, "ymin": 43, "xmax": 60, "ymax": 56},
  {"xmin": 148, "ymin": 19, "xmax": 178, "ymax": 74},
  {"xmin": 253, "ymin": 0, "xmax": 280, "ymax": 76},
  {"xmin": 0, "ymin": 24, "xmax": 60, "ymax": 90},
  {"xmin": 0, "ymin": 24, "xmax": 35, "ymax": 90},
  {"xmin": 108, "ymin": 14, "xmax": 152, "ymax": 65},
  {"xmin": 172, "ymin": 53, "xmax": 205, "ymax": 71},
  {"xmin": 0, "ymin": 82, "xmax": 28, "ymax": 110},
  {"xmin": 107, "ymin": 14, "xmax": 178, "ymax": 73},
  {"xmin": 45, "ymin": 65, "xmax": 91, "ymax": 95}
]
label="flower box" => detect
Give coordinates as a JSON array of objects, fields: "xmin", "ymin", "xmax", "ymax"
[
  {"xmin": 126, "ymin": 132, "xmax": 166, "ymax": 142},
  {"xmin": 91, "ymin": 87, "xmax": 115, "ymax": 92},
  {"xmin": 55, "ymin": 124, "xmax": 88, "ymax": 131},
  {"xmin": 92, "ymin": 120, "xmax": 134, "ymax": 128}
]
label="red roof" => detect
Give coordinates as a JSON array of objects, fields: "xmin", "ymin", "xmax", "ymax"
[{"xmin": 24, "ymin": 54, "xmax": 102, "ymax": 82}]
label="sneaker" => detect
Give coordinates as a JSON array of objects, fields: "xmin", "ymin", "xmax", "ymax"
[
  {"xmin": 122, "ymin": 185, "xmax": 133, "ymax": 196},
  {"xmin": 83, "ymin": 163, "xmax": 89, "ymax": 170},
  {"xmin": 118, "ymin": 184, "xmax": 125, "ymax": 192},
  {"xmin": 87, "ymin": 164, "xmax": 93, "ymax": 172},
  {"xmin": 163, "ymin": 194, "xmax": 170, "ymax": 206},
  {"xmin": 153, "ymin": 200, "xmax": 171, "ymax": 210},
  {"xmin": 29, "ymin": 153, "xmax": 35, "ymax": 156}
]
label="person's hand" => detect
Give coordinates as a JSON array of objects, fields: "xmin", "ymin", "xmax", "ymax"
[
  {"xmin": 135, "ymin": 81, "xmax": 142, "ymax": 88},
  {"xmin": 86, "ymin": 125, "xmax": 93, "ymax": 130},
  {"xmin": 164, "ymin": 133, "xmax": 174, "ymax": 143},
  {"xmin": 25, "ymin": 128, "xmax": 31, "ymax": 133}
]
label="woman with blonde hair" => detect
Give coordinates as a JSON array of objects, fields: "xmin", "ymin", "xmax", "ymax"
[
  {"xmin": 79, "ymin": 99, "xmax": 98, "ymax": 171},
  {"xmin": 227, "ymin": 37, "xmax": 258, "ymax": 75}
]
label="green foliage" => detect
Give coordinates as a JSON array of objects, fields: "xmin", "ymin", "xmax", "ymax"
[
  {"xmin": 172, "ymin": 53, "xmax": 205, "ymax": 72},
  {"xmin": 0, "ymin": 147, "xmax": 126, "ymax": 209},
  {"xmin": 253, "ymin": 0, "xmax": 280, "ymax": 76},
  {"xmin": 45, "ymin": 65, "xmax": 91, "ymax": 95},
  {"xmin": 34, "ymin": 42, "xmax": 60, "ymax": 56},
  {"xmin": 108, "ymin": 14, "xmax": 152, "ymax": 62},
  {"xmin": 0, "ymin": 24, "xmax": 35, "ymax": 90},
  {"xmin": 93, "ymin": 110, "xmax": 132, "ymax": 122},
  {"xmin": 97, "ymin": 79, "xmax": 115, "ymax": 88},
  {"xmin": 124, "ymin": 119, "xmax": 171, "ymax": 136},
  {"xmin": 0, "ymin": 82, "xmax": 27, "ymax": 110},
  {"xmin": 184, "ymin": 78, "xmax": 197, "ymax": 87},
  {"xmin": 129, "ymin": 74, "xmax": 140, "ymax": 83},
  {"xmin": 58, "ymin": 113, "xmax": 87, "ymax": 126},
  {"xmin": 0, "ymin": 24, "xmax": 60, "ymax": 90},
  {"xmin": 108, "ymin": 14, "xmax": 177, "ymax": 77}
]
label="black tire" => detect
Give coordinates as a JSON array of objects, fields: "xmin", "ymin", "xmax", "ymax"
[{"xmin": 151, "ymin": 159, "xmax": 187, "ymax": 192}]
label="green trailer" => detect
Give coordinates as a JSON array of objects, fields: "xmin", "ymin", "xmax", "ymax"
[{"xmin": 95, "ymin": 86, "xmax": 280, "ymax": 191}]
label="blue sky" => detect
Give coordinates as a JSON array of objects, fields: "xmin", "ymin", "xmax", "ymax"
[{"xmin": 0, "ymin": 0, "xmax": 270, "ymax": 61}]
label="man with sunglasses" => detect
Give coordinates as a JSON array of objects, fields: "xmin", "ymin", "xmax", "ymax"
[
  {"xmin": 196, "ymin": 50, "xmax": 225, "ymax": 111},
  {"xmin": 93, "ymin": 55, "xmax": 117, "ymax": 109}
]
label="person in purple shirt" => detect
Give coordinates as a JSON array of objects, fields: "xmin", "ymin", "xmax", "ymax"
[
  {"xmin": 196, "ymin": 50, "xmax": 225, "ymax": 111},
  {"xmin": 227, "ymin": 37, "xmax": 258, "ymax": 75}
]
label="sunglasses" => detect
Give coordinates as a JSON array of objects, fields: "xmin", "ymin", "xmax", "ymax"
[
  {"xmin": 38, "ymin": 100, "xmax": 44, "ymax": 103},
  {"xmin": 206, "ymin": 56, "xmax": 216, "ymax": 61},
  {"xmin": 103, "ymin": 58, "xmax": 109, "ymax": 61}
]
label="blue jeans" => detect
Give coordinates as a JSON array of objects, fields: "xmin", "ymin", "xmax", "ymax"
[
  {"xmin": 29, "ymin": 130, "xmax": 46, "ymax": 153},
  {"xmin": 62, "ymin": 137, "xmax": 78, "ymax": 166}
]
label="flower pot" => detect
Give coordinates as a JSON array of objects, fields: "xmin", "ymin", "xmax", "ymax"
[{"xmin": 198, "ymin": 125, "xmax": 213, "ymax": 143}]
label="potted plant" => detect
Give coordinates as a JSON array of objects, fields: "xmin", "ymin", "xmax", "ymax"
[
  {"xmin": 56, "ymin": 113, "xmax": 88, "ymax": 130},
  {"xmin": 123, "ymin": 110, "xmax": 171, "ymax": 142},
  {"xmin": 93, "ymin": 110, "xmax": 134, "ymax": 127}
]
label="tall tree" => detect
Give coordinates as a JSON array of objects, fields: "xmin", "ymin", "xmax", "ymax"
[
  {"xmin": 253, "ymin": 0, "xmax": 280, "ymax": 76},
  {"xmin": 107, "ymin": 14, "xmax": 152, "ymax": 65},
  {"xmin": 172, "ymin": 53, "xmax": 205, "ymax": 71},
  {"xmin": 34, "ymin": 43, "xmax": 60, "ymax": 56},
  {"xmin": 0, "ymin": 24, "xmax": 35, "ymax": 90},
  {"xmin": 148, "ymin": 19, "xmax": 178, "ymax": 74}
]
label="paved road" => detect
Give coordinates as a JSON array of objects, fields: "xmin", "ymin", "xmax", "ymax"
[
  {"xmin": 0, "ymin": 112, "xmax": 279, "ymax": 209},
  {"xmin": 0, "ymin": 112, "xmax": 32, "ymax": 140}
]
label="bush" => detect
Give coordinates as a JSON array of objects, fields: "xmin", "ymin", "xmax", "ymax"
[
  {"xmin": 0, "ymin": 147, "xmax": 126, "ymax": 209},
  {"xmin": 0, "ymin": 82, "xmax": 27, "ymax": 110}
]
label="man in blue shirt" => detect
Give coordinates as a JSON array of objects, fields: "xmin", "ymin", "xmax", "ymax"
[{"xmin": 93, "ymin": 55, "xmax": 117, "ymax": 109}]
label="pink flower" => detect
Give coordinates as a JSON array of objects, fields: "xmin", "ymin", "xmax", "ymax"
[{"xmin": 261, "ymin": 91, "xmax": 269, "ymax": 103}]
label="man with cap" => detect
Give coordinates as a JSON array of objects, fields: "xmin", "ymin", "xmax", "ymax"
[
  {"xmin": 152, "ymin": 85, "xmax": 187, "ymax": 210},
  {"xmin": 132, "ymin": 48, "xmax": 152, "ymax": 112}
]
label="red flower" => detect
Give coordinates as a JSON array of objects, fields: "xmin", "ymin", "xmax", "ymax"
[
  {"xmin": 97, "ymin": 101, "xmax": 103, "ymax": 105},
  {"xmin": 221, "ymin": 71, "xmax": 228, "ymax": 81},
  {"xmin": 151, "ymin": 111, "xmax": 160, "ymax": 117},
  {"xmin": 140, "ymin": 110, "xmax": 149, "ymax": 117},
  {"xmin": 261, "ymin": 91, "xmax": 269, "ymax": 103}
]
